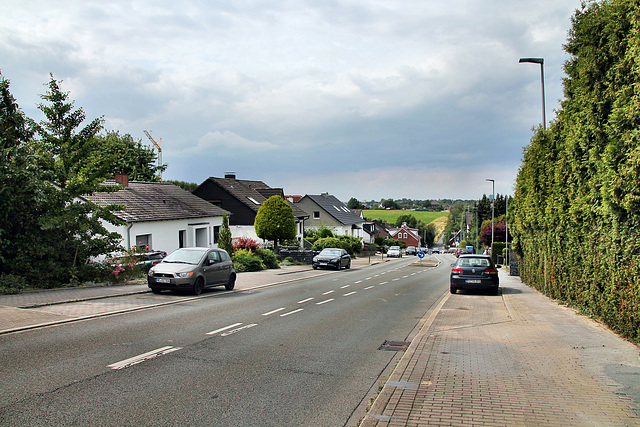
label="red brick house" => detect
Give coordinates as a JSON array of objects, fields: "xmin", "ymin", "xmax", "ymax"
[{"xmin": 389, "ymin": 224, "xmax": 421, "ymax": 248}]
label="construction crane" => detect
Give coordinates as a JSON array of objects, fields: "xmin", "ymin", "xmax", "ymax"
[{"xmin": 144, "ymin": 130, "xmax": 163, "ymax": 182}]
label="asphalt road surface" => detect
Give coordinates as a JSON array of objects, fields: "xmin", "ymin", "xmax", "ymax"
[{"xmin": 0, "ymin": 257, "xmax": 449, "ymax": 426}]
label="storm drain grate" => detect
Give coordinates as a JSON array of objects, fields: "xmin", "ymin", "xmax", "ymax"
[{"xmin": 378, "ymin": 340, "xmax": 411, "ymax": 351}]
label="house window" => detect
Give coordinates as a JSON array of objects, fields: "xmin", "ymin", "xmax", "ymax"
[
  {"xmin": 179, "ymin": 230, "xmax": 186, "ymax": 248},
  {"xmin": 213, "ymin": 226, "xmax": 220, "ymax": 244},
  {"xmin": 136, "ymin": 234, "xmax": 151, "ymax": 250},
  {"xmin": 403, "ymin": 233, "xmax": 407, "ymax": 238},
  {"xmin": 313, "ymin": 211, "xmax": 320, "ymax": 219}
]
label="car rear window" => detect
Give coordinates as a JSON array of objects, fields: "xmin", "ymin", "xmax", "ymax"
[{"xmin": 459, "ymin": 258, "xmax": 490, "ymax": 267}]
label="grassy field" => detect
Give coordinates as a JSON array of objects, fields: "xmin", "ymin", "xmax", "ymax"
[{"xmin": 362, "ymin": 210, "xmax": 449, "ymax": 225}]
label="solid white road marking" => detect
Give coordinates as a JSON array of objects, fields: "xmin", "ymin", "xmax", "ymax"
[
  {"xmin": 262, "ymin": 308, "xmax": 287, "ymax": 316},
  {"xmin": 206, "ymin": 323, "xmax": 243, "ymax": 335},
  {"xmin": 316, "ymin": 299, "xmax": 334, "ymax": 305},
  {"xmin": 298, "ymin": 298, "xmax": 314, "ymax": 304},
  {"xmin": 108, "ymin": 346, "xmax": 182, "ymax": 370},
  {"xmin": 280, "ymin": 309, "xmax": 304, "ymax": 317}
]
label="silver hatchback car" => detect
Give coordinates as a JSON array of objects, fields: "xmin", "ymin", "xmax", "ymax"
[{"xmin": 147, "ymin": 247, "xmax": 236, "ymax": 295}]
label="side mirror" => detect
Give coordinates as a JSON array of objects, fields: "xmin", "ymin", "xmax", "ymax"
[{"xmin": 450, "ymin": 263, "xmax": 455, "ymax": 267}]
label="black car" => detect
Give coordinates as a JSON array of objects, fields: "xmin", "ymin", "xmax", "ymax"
[
  {"xmin": 147, "ymin": 247, "xmax": 236, "ymax": 295},
  {"xmin": 312, "ymin": 248, "xmax": 351, "ymax": 270},
  {"xmin": 449, "ymin": 254, "xmax": 499, "ymax": 295},
  {"xmin": 406, "ymin": 246, "xmax": 417, "ymax": 256}
]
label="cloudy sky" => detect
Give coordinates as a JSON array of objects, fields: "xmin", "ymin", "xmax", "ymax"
[{"xmin": 2, "ymin": 0, "xmax": 581, "ymax": 201}]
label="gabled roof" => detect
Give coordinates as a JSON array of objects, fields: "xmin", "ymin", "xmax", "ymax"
[
  {"xmin": 302, "ymin": 194, "xmax": 364, "ymax": 226},
  {"xmin": 195, "ymin": 177, "xmax": 309, "ymax": 219},
  {"xmin": 86, "ymin": 181, "xmax": 228, "ymax": 223},
  {"xmin": 389, "ymin": 225, "xmax": 422, "ymax": 242}
]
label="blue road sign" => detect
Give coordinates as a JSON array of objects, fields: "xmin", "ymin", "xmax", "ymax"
[{"xmin": 418, "ymin": 251, "xmax": 425, "ymax": 259}]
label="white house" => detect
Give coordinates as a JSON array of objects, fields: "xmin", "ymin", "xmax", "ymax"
[
  {"xmin": 296, "ymin": 193, "xmax": 365, "ymax": 239},
  {"xmin": 85, "ymin": 175, "xmax": 229, "ymax": 254}
]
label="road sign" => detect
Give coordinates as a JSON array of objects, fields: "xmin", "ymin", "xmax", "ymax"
[{"xmin": 418, "ymin": 251, "xmax": 425, "ymax": 259}]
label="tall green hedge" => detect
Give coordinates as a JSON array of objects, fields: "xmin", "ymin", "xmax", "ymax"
[{"xmin": 510, "ymin": 0, "xmax": 640, "ymax": 343}]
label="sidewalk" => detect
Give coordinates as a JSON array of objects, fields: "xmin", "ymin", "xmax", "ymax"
[{"xmin": 361, "ymin": 270, "xmax": 640, "ymax": 426}]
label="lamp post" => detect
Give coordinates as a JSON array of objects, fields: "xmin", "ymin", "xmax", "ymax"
[
  {"xmin": 486, "ymin": 179, "xmax": 495, "ymax": 249},
  {"xmin": 519, "ymin": 57, "xmax": 546, "ymax": 130}
]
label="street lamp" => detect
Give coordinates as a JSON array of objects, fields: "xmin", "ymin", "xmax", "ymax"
[
  {"xmin": 486, "ymin": 179, "xmax": 495, "ymax": 249},
  {"xmin": 519, "ymin": 57, "xmax": 546, "ymax": 130}
]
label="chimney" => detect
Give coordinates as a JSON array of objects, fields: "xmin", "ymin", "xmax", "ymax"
[
  {"xmin": 225, "ymin": 172, "xmax": 236, "ymax": 179},
  {"xmin": 115, "ymin": 174, "xmax": 129, "ymax": 187},
  {"xmin": 321, "ymin": 192, "xmax": 329, "ymax": 198}
]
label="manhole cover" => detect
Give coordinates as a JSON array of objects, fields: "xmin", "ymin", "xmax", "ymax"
[{"xmin": 378, "ymin": 340, "xmax": 411, "ymax": 351}]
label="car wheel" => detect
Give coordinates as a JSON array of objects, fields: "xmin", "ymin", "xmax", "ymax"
[
  {"xmin": 151, "ymin": 288, "xmax": 162, "ymax": 294},
  {"xmin": 225, "ymin": 274, "xmax": 236, "ymax": 291},
  {"xmin": 492, "ymin": 287, "xmax": 500, "ymax": 296},
  {"xmin": 336, "ymin": 262, "xmax": 341, "ymax": 270},
  {"xmin": 313, "ymin": 265, "xmax": 318, "ymax": 270},
  {"xmin": 346, "ymin": 260, "xmax": 351, "ymax": 269},
  {"xmin": 450, "ymin": 286, "xmax": 456, "ymax": 294},
  {"xmin": 192, "ymin": 277, "xmax": 204, "ymax": 295}
]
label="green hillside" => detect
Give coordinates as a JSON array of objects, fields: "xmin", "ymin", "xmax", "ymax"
[{"xmin": 362, "ymin": 210, "xmax": 448, "ymax": 225}]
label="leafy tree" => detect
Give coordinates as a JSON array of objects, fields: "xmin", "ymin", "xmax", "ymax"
[
  {"xmin": 218, "ymin": 213, "xmax": 233, "ymax": 254},
  {"xmin": 347, "ymin": 197, "xmax": 362, "ymax": 209},
  {"xmin": 254, "ymin": 195, "xmax": 296, "ymax": 254},
  {"xmin": 94, "ymin": 130, "xmax": 166, "ymax": 181},
  {"xmin": 381, "ymin": 199, "xmax": 399, "ymax": 209},
  {"xmin": 29, "ymin": 76, "xmax": 123, "ymax": 284},
  {"xmin": 395, "ymin": 214, "xmax": 417, "ymax": 228},
  {"xmin": 0, "ymin": 74, "xmax": 42, "ymax": 278},
  {"xmin": 165, "ymin": 180, "xmax": 198, "ymax": 191}
]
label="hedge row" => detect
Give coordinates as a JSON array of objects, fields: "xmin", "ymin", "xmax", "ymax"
[{"xmin": 510, "ymin": 0, "xmax": 640, "ymax": 342}]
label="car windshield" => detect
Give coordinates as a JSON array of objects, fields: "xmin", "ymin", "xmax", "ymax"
[
  {"xmin": 320, "ymin": 249, "xmax": 341, "ymax": 256},
  {"xmin": 162, "ymin": 248, "xmax": 207, "ymax": 265},
  {"xmin": 389, "ymin": 246, "xmax": 400, "ymax": 250}
]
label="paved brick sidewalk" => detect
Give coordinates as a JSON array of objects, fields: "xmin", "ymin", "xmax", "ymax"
[{"xmin": 361, "ymin": 270, "xmax": 640, "ymax": 426}]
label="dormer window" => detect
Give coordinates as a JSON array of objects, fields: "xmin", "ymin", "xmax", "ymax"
[{"xmin": 247, "ymin": 197, "xmax": 261, "ymax": 205}]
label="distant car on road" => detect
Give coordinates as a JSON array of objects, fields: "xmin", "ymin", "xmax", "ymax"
[
  {"xmin": 147, "ymin": 247, "xmax": 236, "ymax": 295},
  {"xmin": 449, "ymin": 254, "xmax": 499, "ymax": 295},
  {"xmin": 312, "ymin": 248, "xmax": 351, "ymax": 270},
  {"xmin": 387, "ymin": 246, "xmax": 402, "ymax": 258},
  {"xmin": 406, "ymin": 246, "xmax": 417, "ymax": 256}
]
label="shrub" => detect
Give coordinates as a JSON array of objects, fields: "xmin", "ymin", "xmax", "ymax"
[
  {"xmin": 0, "ymin": 273, "xmax": 27, "ymax": 294},
  {"xmin": 257, "ymin": 248, "xmax": 280, "ymax": 269},
  {"xmin": 233, "ymin": 237, "xmax": 260, "ymax": 252},
  {"xmin": 339, "ymin": 235, "xmax": 363, "ymax": 255},
  {"xmin": 232, "ymin": 249, "xmax": 264, "ymax": 272}
]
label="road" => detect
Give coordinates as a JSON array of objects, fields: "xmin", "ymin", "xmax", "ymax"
[{"xmin": 0, "ymin": 256, "xmax": 449, "ymax": 426}]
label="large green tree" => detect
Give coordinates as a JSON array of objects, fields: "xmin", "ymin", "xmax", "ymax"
[
  {"xmin": 0, "ymin": 74, "xmax": 44, "ymax": 278},
  {"xmin": 94, "ymin": 130, "xmax": 166, "ymax": 181},
  {"xmin": 510, "ymin": 0, "xmax": 640, "ymax": 342},
  {"xmin": 29, "ymin": 76, "xmax": 123, "ymax": 284},
  {"xmin": 254, "ymin": 196, "xmax": 296, "ymax": 254}
]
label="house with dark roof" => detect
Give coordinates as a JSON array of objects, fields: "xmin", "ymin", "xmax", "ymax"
[
  {"xmin": 296, "ymin": 193, "xmax": 365, "ymax": 239},
  {"xmin": 85, "ymin": 174, "xmax": 229, "ymax": 254},
  {"xmin": 192, "ymin": 173, "xmax": 309, "ymax": 242}
]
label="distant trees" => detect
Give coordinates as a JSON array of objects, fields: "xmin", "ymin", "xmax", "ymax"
[{"xmin": 347, "ymin": 197, "xmax": 362, "ymax": 209}]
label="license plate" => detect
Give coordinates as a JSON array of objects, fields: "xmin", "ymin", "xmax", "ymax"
[
  {"xmin": 466, "ymin": 279, "xmax": 481, "ymax": 284},
  {"xmin": 156, "ymin": 278, "xmax": 171, "ymax": 284}
]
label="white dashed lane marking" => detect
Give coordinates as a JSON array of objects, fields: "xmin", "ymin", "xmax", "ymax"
[{"xmin": 108, "ymin": 346, "xmax": 182, "ymax": 370}]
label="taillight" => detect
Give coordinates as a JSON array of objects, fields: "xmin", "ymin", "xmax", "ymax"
[
  {"xmin": 452, "ymin": 267, "xmax": 464, "ymax": 274},
  {"xmin": 484, "ymin": 268, "xmax": 497, "ymax": 274}
]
